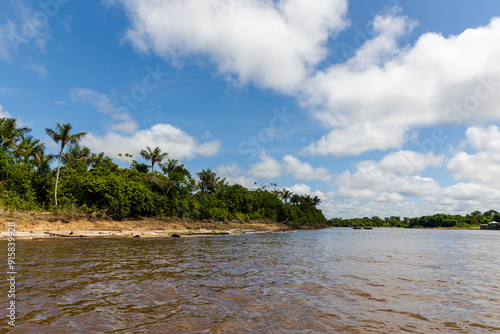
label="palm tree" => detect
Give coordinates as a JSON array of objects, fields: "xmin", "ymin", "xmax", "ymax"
[
  {"xmin": 311, "ymin": 195, "xmax": 321, "ymax": 207},
  {"xmin": 197, "ymin": 169, "xmax": 226, "ymax": 194},
  {"xmin": 14, "ymin": 134, "xmax": 45, "ymax": 166},
  {"xmin": 140, "ymin": 146, "xmax": 168, "ymax": 172},
  {"xmin": 290, "ymin": 194, "xmax": 301, "ymax": 205},
  {"xmin": 118, "ymin": 153, "xmax": 133, "ymax": 169},
  {"xmin": 280, "ymin": 189, "xmax": 292, "ymax": 203},
  {"xmin": 34, "ymin": 151, "xmax": 56, "ymax": 168},
  {"xmin": 0, "ymin": 117, "xmax": 29, "ymax": 151},
  {"xmin": 63, "ymin": 142, "xmax": 92, "ymax": 165},
  {"xmin": 45, "ymin": 123, "xmax": 87, "ymax": 207},
  {"xmin": 160, "ymin": 158, "xmax": 180, "ymax": 174}
]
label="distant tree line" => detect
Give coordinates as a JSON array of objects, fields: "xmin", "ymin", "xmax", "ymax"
[
  {"xmin": 328, "ymin": 210, "xmax": 500, "ymax": 229},
  {"xmin": 0, "ymin": 118, "xmax": 327, "ymax": 227}
]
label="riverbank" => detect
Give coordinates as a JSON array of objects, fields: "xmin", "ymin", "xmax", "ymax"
[{"xmin": 0, "ymin": 211, "xmax": 301, "ymax": 239}]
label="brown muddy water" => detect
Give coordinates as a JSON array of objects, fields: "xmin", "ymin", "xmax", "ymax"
[{"xmin": 1, "ymin": 228, "xmax": 500, "ymax": 333}]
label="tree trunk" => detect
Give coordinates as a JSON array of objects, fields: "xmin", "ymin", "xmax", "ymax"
[{"xmin": 54, "ymin": 148, "xmax": 63, "ymax": 207}]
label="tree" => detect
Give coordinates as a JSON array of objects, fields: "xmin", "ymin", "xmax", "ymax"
[
  {"xmin": 89, "ymin": 152, "xmax": 118, "ymax": 172},
  {"xmin": 118, "ymin": 153, "xmax": 133, "ymax": 169},
  {"xmin": 160, "ymin": 158, "xmax": 180, "ymax": 175},
  {"xmin": 290, "ymin": 194, "xmax": 301, "ymax": 205},
  {"xmin": 45, "ymin": 123, "xmax": 87, "ymax": 207},
  {"xmin": 14, "ymin": 134, "xmax": 45, "ymax": 166},
  {"xmin": 63, "ymin": 142, "xmax": 92, "ymax": 169},
  {"xmin": 34, "ymin": 151, "xmax": 55, "ymax": 168},
  {"xmin": 311, "ymin": 195, "xmax": 321, "ymax": 207},
  {"xmin": 197, "ymin": 169, "xmax": 226, "ymax": 194},
  {"xmin": 0, "ymin": 118, "xmax": 29, "ymax": 151},
  {"xmin": 280, "ymin": 189, "xmax": 292, "ymax": 203},
  {"xmin": 140, "ymin": 146, "xmax": 168, "ymax": 172}
]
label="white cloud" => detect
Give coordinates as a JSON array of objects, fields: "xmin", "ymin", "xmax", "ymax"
[
  {"xmin": 282, "ymin": 154, "xmax": 333, "ymax": 182},
  {"xmin": 379, "ymin": 150, "xmax": 446, "ymax": 175},
  {"xmin": 71, "ymin": 88, "xmax": 114, "ymax": 114},
  {"xmin": 335, "ymin": 161, "xmax": 441, "ymax": 201},
  {"xmin": 318, "ymin": 149, "xmax": 446, "ymax": 217},
  {"xmin": 113, "ymin": 0, "xmax": 348, "ymax": 93},
  {"xmin": 0, "ymin": 105, "xmax": 12, "ymax": 118},
  {"xmin": 0, "ymin": 23, "xmax": 13, "ymax": 59},
  {"xmin": 71, "ymin": 88, "xmax": 138, "ymax": 134},
  {"xmin": 31, "ymin": 63, "xmax": 47, "ymax": 77},
  {"xmin": 82, "ymin": 123, "xmax": 221, "ymax": 161},
  {"xmin": 71, "ymin": 88, "xmax": 220, "ymax": 161},
  {"xmin": 288, "ymin": 183, "xmax": 314, "ymax": 196},
  {"xmin": 249, "ymin": 152, "xmax": 283, "ymax": 179},
  {"xmin": 303, "ymin": 14, "xmax": 500, "ymax": 156},
  {"xmin": 284, "ymin": 183, "xmax": 336, "ymax": 216},
  {"xmin": 248, "ymin": 152, "xmax": 333, "ymax": 182},
  {"xmin": 215, "ymin": 163, "xmax": 257, "ymax": 189},
  {"xmin": 311, "ymin": 143, "xmax": 500, "ymax": 218},
  {"xmin": 0, "ymin": 3, "xmax": 51, "ymax": 59},
  {"xmin": 461, "ymin": 125, "xmax": 500, "ymax": 153},
  {"xmin": 447, "ymin": 126, "xmax": 500, "ymax": 185}
]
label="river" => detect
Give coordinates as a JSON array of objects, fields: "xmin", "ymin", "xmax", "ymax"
[{"xmin": 1, "ymin": 228, "xmax": 500, "ymax": 333}]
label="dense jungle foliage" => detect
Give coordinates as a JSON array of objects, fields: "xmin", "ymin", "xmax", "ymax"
[
  {"xmin": 328, "ymin": 210, "xmax": 500, "ymax": 229},
  {"xmin": 0, "ymin": 118, "xmax": 327, "ymax": 226}
]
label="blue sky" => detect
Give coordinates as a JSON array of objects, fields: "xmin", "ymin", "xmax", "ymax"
[{"xmin": 1, "ymin": 0, "xmax": 500, "ymax": 218}]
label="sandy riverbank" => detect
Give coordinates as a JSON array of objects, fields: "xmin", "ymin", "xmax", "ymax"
[{"xmin": 0, "ymin": 212, "xmax": 294, "ymax": 239}]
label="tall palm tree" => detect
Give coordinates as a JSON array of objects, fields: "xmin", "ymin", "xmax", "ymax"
[
  {"xmin": 160, "ymin": 158, "xmax": 180, "ymax": 175},
  {"xmin": 311, "ymin": 196, "xmax": 321, "ymax": 207},
  {"xmin": 63, "ymin": 142, "xmax": 92, "ymax": 165},
  {"xmin": 34, "ymin": 151, "xmax": 56, "ymax": 168},
  {"xmin": 280, "ymin": 189, "xmax": 292, "ymax": 203},
  {"xmin": 45, "ymin": 123, "xmax": 87, "ymax": 207},
  {"xmin": 0, "ymin": 117, "xmax": 29, "ymax": 151},
  {"xmin": 290, "ymin": 194, "xmax": 301, "ymax": 205},
  {"xmin": 14, "ymin": 134, "xmax": 45, "ymax": 166},
  {"xmin": 197, "ymin": 169, "xmax": 226, "ymax": 194},
  {"xmin": 140, "ymin": 146, "xmax": 168, "ymax": 172}
]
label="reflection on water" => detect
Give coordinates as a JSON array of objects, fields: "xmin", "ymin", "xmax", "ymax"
[{"xmin": 1, "ymin": 229, "xmax": 500, "ymax": 333}]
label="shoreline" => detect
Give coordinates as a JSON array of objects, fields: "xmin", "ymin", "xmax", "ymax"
[
  {"xmin": 0, "ymin": 229, "xmax": 276, "ymax": 240},
  {"xmin": 0, "ymin": 212, "xmax": 299, "ymax": 240}
]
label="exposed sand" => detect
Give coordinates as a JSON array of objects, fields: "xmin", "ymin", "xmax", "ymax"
[{"xmin": 0, "ymin": 212, "xmax": 293, "ymax": 239}]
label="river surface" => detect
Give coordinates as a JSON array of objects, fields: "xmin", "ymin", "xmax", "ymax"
[{"xmin": 1, "ymin": 228, "xmax": 500, "ymax": 333}]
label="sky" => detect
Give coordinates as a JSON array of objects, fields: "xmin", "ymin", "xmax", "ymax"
[{"xmin": 1, "ymin": 0, "xmax": 500, "ymax": 219}]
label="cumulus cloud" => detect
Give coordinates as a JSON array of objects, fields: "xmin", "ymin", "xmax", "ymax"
[
  {"xmin": 82, "ymin": 123, "xmax": 221, "ymax": 161},
  {"xmin": 316, "ymin": 149, "xmax": 446, "ymax": 217},
  {"xmin": 447, "ymin": 125, "xmax": 500, "ymax": 185},
  {"xmin": 303, "ymin": 14, "xmax": 500, "ymax": 156},
  {"xmin": 0, "ymin": 105, "xmax": 12, "ymax": 118},
  {"xmin": 281, "ymin": 154, "xmax": 333, "ymax": 182},
  {"xmin": 335, "ymin": 161, "xmax": 441, "ymax": 201},
  {"xmin": 379, "ymin": 150, "xmax": 446, "ymax": 175},
  {"xmin": 215, "ymin": 163, "xmax": 257, "ymax": 189},
  {"xmin": 113, "ymin": 0, "xmax": 348, "ymax": 93},
  {"xmin": 249, "ymin": 152, "xmax": 283, "ymax": 179},
  {"xmin": 248, "ymin": 152, "xmax": 333, "ymax": 182},
  {"xmin": 303, "ymin": 142, "xmax": 500, "ymax": 218},
  {"xmin": 71, "ymin": 88, "xmax": 138, "ymax": 134},
  {"xmin": 71, "ymin": 88, "xmax": 220, "ymax": 161}
]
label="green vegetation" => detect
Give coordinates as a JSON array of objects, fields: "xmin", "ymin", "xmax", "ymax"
[
  {"xmin": 0, "ymin": 118, "xmax": 327, "ymax": 227},
  {"xmin": 328, "ymin": 210, "xmax": 500, "ymax": 229}
]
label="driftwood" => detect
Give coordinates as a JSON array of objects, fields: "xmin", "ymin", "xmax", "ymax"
[{"xmin": 44, "ymin": 232, "xmax": 85, "ymax": 238}]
